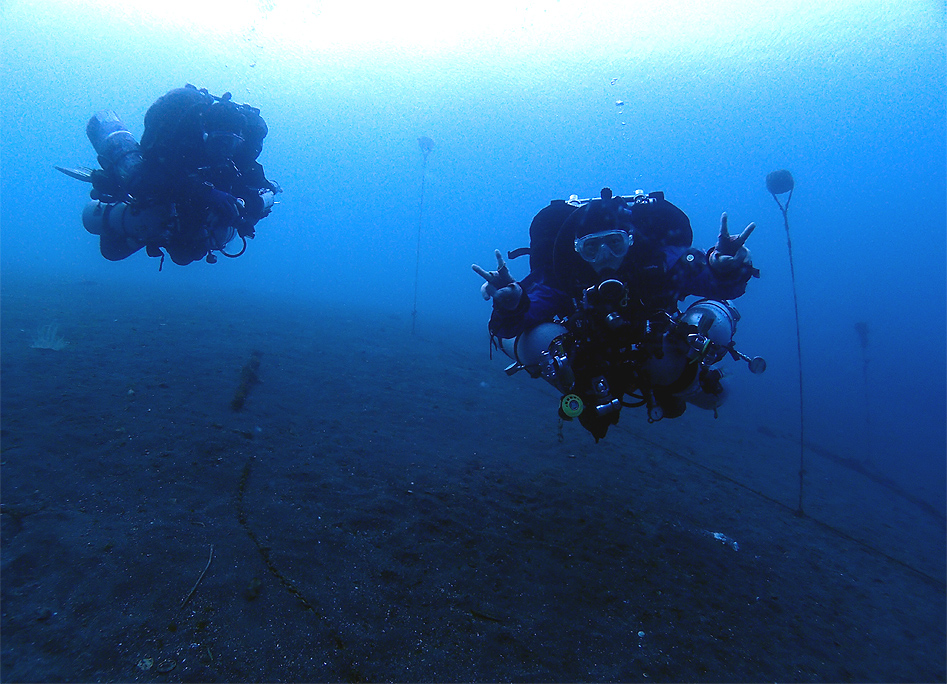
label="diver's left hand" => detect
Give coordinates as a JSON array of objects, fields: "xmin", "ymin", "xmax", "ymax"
[
  {"xmin": 709, "ymin": 213, "xmax": 754, "ymax": 272},
  {"xmin": 206, "ymin": 188, "xmax": 243, "ymax": 228}
]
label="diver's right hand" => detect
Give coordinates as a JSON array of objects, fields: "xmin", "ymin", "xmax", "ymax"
[{"xmin": 472, "ymin": 249, "xmax": 522, "ymax": 310}]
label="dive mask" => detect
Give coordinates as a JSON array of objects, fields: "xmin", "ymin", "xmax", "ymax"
[
  {"xmin": 574, "ymin": 229, "xmax": 632, "ymax": 264},
  {"xmin": 204, "ymin": 130, "xmax": 244, "ymax": 162}
]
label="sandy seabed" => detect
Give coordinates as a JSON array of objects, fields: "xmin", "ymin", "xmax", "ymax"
[{"xmin": 2, "ymin": 273, "xmax": 944, "ymax": 683}]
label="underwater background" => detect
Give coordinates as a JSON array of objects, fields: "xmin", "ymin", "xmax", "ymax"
[{"xmin": 1, "ymin": 1, "xmax": 945, "ymax": 681}]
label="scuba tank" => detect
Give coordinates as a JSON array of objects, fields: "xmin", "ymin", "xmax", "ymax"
[
  {"xmin": 82, "ymin": 200, "xmax": 170, "ymax": 240},
  {"xmin": 645, "ymin": 299, "xmax": 741, "ymax": 387},
  {"xmin": 498, "ymin": 322, "xmax": 568, "ymax": 376},
  {"xmin": 497, "ymin": 294, "xmax": 766, "ymax": 423},
  {"xmin": 86, "ymin": 111, "xmax": 143, "ymax": 198}
]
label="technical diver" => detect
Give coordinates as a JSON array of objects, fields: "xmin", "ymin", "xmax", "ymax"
[
  {"xmin": 473, "ymin": 188, "xmax": 763, "ymax": 440},
  {"xmin": 59, "ymin": 84, "xmax": 280, "ymax": 267}
]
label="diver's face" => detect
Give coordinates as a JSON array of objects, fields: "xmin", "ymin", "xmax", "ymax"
[
  {"xmin": 204, "ymin": 130, "xmax": 243, "ymax": 163},
  {"xmin": 574, "ymin": 229, "xmax": 631, "ymax": 273},
  {"xmin": 590, "ymin": 251, "xmax": 625, "ymax": 274}
]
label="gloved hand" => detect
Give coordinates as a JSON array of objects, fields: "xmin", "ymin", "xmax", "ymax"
[
  {"xmin": 205, "ymin": 187, "xmax": 243, "ymax": 228},
  {"xmin": 236, "ymin": 221, "xmax": 256, "ymax": 239},
  {"xmin": 472, "ymin": 249, "xmax": 523, "ymax": 310},
  {"xmin": 709, "ymin": 213, "xmax": 755, "ymax": 273},
  {"xmin": 89, "ymin": 169, "xmax": 123, "ymax": 202}
]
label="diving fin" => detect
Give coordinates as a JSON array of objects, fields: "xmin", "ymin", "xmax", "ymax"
[{"xmin": 54, "ymin": 165, "xmax": 95, "ymax": 182}]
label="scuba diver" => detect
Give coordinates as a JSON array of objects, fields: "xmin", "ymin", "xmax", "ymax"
[
  {"xmin": 472, "ymin": 188, "xmax": 765, "ymax": 441},
  {"xmin": 58, "ymin": 84, "xmax": 280, "ymax": 267}
]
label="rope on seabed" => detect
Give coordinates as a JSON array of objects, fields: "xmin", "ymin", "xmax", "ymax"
[
  {"xmin": 620, "ymin": 423, "xmax": 945, "ymax": 589},
  {"xmin": 235, "ymin": 454, "xmax": 349, "ymax": 652}
]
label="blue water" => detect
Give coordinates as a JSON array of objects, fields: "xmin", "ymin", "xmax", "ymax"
[{"xmin": 2, "ymin": 1, "xmax": 944, "ymax": 525}]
